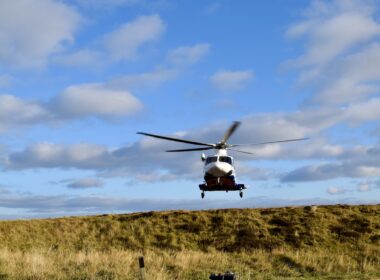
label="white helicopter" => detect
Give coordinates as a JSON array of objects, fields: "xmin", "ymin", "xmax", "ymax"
[{"xmin": 138, "ymin": 121, "xmax": 307, "ymax": 199}]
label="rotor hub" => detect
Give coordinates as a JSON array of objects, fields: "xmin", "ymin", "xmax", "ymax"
[{"xmin": 215, "ymin": 142, "xmax": 229, "ymax": 149}]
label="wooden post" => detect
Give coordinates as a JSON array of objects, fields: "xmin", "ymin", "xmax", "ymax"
[{"xmin": 138, "ymin": 256, "xmax": 145, "ymax": 280}]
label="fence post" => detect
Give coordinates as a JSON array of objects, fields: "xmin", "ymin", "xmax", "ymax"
[{"xmin": 138, "ymin": 256, "xmax": 145, "ymax": 280}]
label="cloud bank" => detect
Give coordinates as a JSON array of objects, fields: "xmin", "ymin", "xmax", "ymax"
[
  {"xmin": 0, "ymin": 0, "xmax": 81, "ymax": 68},
  {"xmin": 0, "ymin": 187, "xmax": 377, "ymax": 218},
  {"xmin": 211, "ymin": 70, "xmax": 254, "ymax": 92},
  {"xmin": 105, "ymin": 14, "xmax": 165, "ymax": 61}
]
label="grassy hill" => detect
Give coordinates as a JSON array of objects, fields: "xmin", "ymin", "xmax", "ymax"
[{"xmin": 0, "ymin": 204, "xmax": 379, "ymax": 279}]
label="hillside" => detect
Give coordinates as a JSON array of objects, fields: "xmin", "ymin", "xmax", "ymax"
[
  {"xmin": 1, "ymin": 204, "xmax": 379, "ymax": 251},
  {"xmin": 0, "ymin": 204, "xmax": 379, "ymax": 279}
]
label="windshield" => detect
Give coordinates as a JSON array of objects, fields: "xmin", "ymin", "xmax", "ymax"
[
  {"xmin": 205, "ymin": 156, "xmax": 218, "ymax": 165},
  {"xmin": 219, "ymin": 156, "xmax": 232, "ymax": 164}
]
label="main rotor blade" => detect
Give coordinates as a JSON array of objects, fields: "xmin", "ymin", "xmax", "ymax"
[
  {"xmin": 228, "ymin": 148, "xmax": 255, "ymax": 155},
  {"xmin": 166, "ymin": 147, "xmax": 213, "ymax": 152},
  {"xmin": 137, "ymin": 132, "xmax": 215, "ymax": 147},
  {"xmin": 231, "ymin": 137, "xmax": 309, "ymax": 147},
  {"xmin": 220, "ymin": 121, "xmax": 241, "ymax": 144}
]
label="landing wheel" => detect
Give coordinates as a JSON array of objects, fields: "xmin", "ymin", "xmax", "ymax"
[
  {"xmin": 201, "ymin": 192, "xmax": 205, "ymax": 199},
  {"xmin": 239, "ymin": 191, "xmax": 243, "ymax": 198}
]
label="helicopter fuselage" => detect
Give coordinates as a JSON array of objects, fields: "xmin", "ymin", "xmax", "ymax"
[{"xmin": 199, "ymin": 149, "xmax": 246, "ymax": 197}]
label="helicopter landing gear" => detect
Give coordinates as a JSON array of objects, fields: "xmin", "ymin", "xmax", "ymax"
[
  {"xmin": 239, "ymin": 191, "xmax": 243, "ymax": 198},
  {"xmin": 201, "ymin": 191, "xmax": 205, "ymax": 199}
]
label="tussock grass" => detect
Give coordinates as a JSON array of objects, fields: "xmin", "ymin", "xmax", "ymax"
[
  {"xmin": 0, "ymin": 248, "xmax": 378, "ymax": 279},
  {"xmin": 0, "ymin": 205, "xmax": 379, "ymax": 279}
]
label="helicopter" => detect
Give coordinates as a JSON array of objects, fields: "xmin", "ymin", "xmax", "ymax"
[{"xmin": 137, "ymin": 121, "xmax": 307, "ymax": 199}]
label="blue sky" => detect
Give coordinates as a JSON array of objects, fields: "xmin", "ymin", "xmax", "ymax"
[{"xmin": 1, "ymin": 0, "xmax": 380, "ymax": 219}]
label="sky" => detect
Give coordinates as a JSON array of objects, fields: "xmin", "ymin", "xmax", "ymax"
[{"xmin": 1, "ymin": 0, "xmax": 380, "ymax": 219}]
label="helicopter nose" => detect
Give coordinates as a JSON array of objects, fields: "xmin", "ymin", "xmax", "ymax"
[{"xmin": 207, "ymin": 162, "xmax": 232, "ymax": 177}]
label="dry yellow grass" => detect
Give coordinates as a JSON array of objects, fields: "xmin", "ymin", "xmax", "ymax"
[
  {"xmin": 0, "ymin": 205, "xmax": 379, "ymax": 279},
  {"xmin": 0, "ymin": 247, "xmax": 378, "ymax": 279}
]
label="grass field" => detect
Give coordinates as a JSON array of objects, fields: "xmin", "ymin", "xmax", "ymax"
[{"xmin": 0, "ymin": 204, "xmax": 379, "ymax": 279}]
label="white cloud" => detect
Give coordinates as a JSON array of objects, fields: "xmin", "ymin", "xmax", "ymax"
[
  {"xmin": 0, "ymin": 115, "xmax": 326, "ymax": 178},
  {"xmin": 327, "ymin": 186, "xmax": 347, "ymax": 195},
  {"xmin": 109, "ymin": 43, "xmax": 210, "ymax": 88},
  {"xmin": 0, "ymin": 112, "xmax": 331, "ymax": 172},
  {"xmin": 0, "ymin": 95, "xmax": 51, "ymax": 132},
  {"xmin": 257, "ymin": 138, "xmax": 346, "ymax": 161},
  {"xmin": 287, "ymin": 0, "xmax": 380, "ymax": 67},
  {"xmin": 104, "ymin": 14, "xmax": 165, "ymax": 61},
  {"xmin": 0, "ymin": 81, "xmax": 143, "ymax": 133},
  {"xmin": 287, "ymin": 0, "xmax": 380, "ymax": 106},
  {"xmin": 357, "ymin": 181, "xmax": 371, "ymax": 192},
  {"xmin": 53, "ymin": 15, "xmax": 173, "ymax": 68},
  {"xmin": 67, "ymin": 178, "xmax": 104, "ymax": 189},
  {"xmin": 51, "ymin": 14, "xmax": 165, "ymax": 68},
  {"xmin": 52, "ymin": 83, "xmax": 143, "ymax": 118},
  {"xmin": 2, "ymin": 110, "xmax": 380, "ymax": 184},
  {"xmin": 3, "ymin": 91, "xmax": 380, "ymax": 181},
  {"xmin": 344, "ymin": 97, "xmax": 380, "ymax": 123},
  {"xmin": 5, "ymin": 142, "xmax": 122, "ymax": 170},
  {"xmin": 211, "ymin": 70, "xmax": 253, "ymax": 91},
  {"xmin": 311, "ymin": 43, "xmax": 380, "ymax": 105},
  {"xmin": 281, "ymin": 142, "xmax": 380, "ymax": 182},
  {"xmin": 234, "ymin": 163, "xmax": 278, "ymax": 181},
  {"xmin": 167, "ymin": 43, "xmax": 210, "ymax": 65},
  {"xmin": 3, "ymin": 140, "xmax": 201, "ymax": 182},
  {"xmin": 283, "ymin": 164, "xmax": 344, "ymax": 182},
  {"xmin": 0, "ymin": 0, "xmax": 81, "ymax": 68},
  {"xmin": 1, "ymin": 188, "xmax": 377, "ymax": 218}
]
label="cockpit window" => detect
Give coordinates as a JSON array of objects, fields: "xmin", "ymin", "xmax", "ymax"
[
  {"xmin": 205, "ymin": 156, "xmax": 218, "ymax": 165},
  {"xmin": 219, "ymin": 156, "xmax": 232, "ymax": 164}
]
